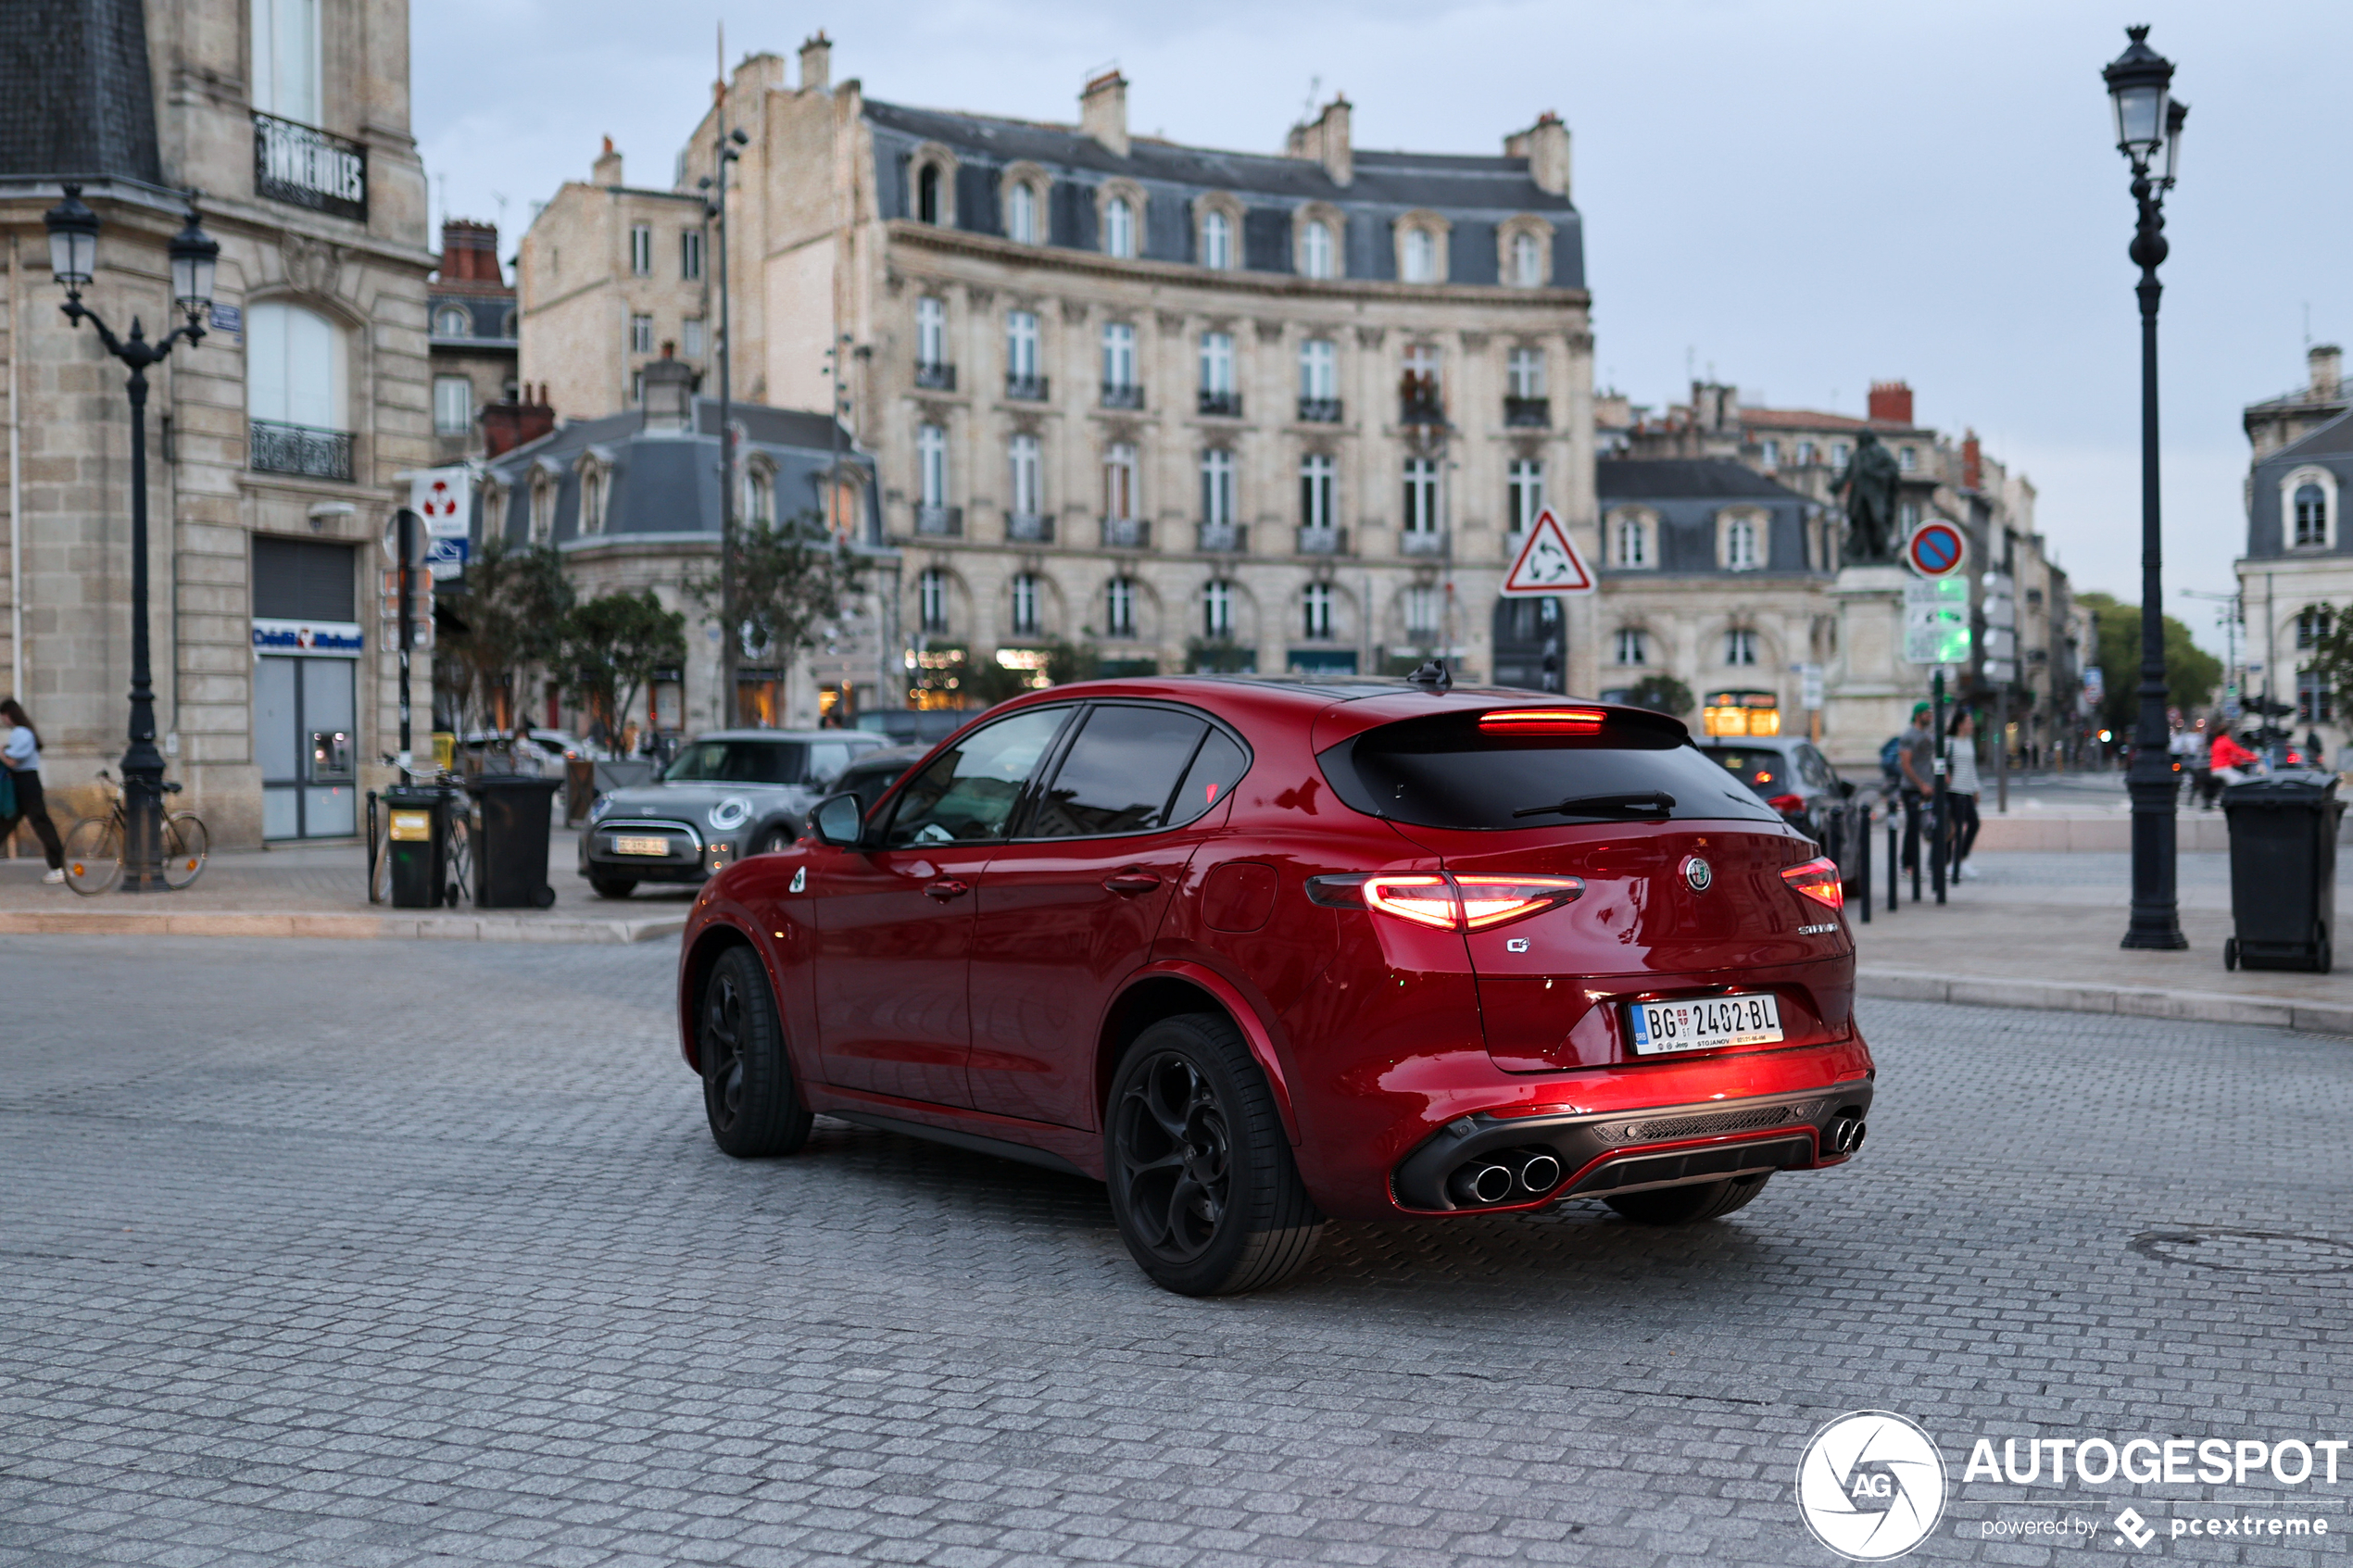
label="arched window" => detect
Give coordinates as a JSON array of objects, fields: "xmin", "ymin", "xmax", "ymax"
[
  {"xmin": 916, "ymin": 163, "xmax": 942, "ymax": 225},
  {"xmin": 434, "ymin": 306, "xmax": 470, "ymax": 338},
  {"xmin": 2296, "ymin": 605, "xmax": 2334, "ymax": 648},
  {"xmin": 744, "ymin": 468, "xmax": 774, "ymax": 527},
  {"xmin": 1512, "ymin": 231, "xmax": 1542, "ymax": 286},
  {"xmin": 1202, "ymin": 209, "xmax": 1231, "ymax": 270},
  {"xmin": 1203, "ymin": 580, "xmax": 1236, "ymax": 639},
  {"xmin": 1010, "ymin": 572, "xmax": 1042, "ymax": 636},
  {"xmin": 1403, "ymin": 227, "xmax": 1437, "ymax": 283},
  {"xmin": 1300, "ymin": 220, "xmax": 1334, "ymax": 280},
  {"xmin": 1105, "ymin": 576, "xmax": 1137, "ymax": 638},
  {"xmin": 1302, "ymin": 583, "xmax": 1334, "ymax": 641},
  {"xmin": 1007, "ymin": 182, "xmax": 1038, "ymax": 245},
  {"xmin": 581, "ymin": 469, "xmax": 607, "ymax": 535},
  {"xmin": 1104, "ymin": 195, "xmax": 1135, "ymax": 258},
  {"xmin": 1614, "ymin": 628, "xmax": 1648, "ymax": 666},
  {"xmin": 2296, "ymin": 483, "xmax": 2329, "ymax": 547},
  {"xmin": 247, "ymin": 301, "xmax": 346, "ymax": 432},
  {"xmin": 1403, "ymin": 586, "xmax": 1439, "ymax": 639},
  {"xmin": 917, "ymin": 568, "xmax": 950, "ymax": 633},
  {"xmin": 1725, "ymin": 628, "xmax": 1759, "ymax": 666}
]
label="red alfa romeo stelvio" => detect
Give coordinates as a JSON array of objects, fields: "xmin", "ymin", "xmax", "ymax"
[{"xmin": 673, "ymin": 672, "xmax": 1874, "ymax": 1296}]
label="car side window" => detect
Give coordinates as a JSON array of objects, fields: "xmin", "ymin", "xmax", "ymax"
[
  {"xmin": 882, "ymin": 709, "xmax": 1071, "ymax": 847},
  {"xmin": 1028, "ymin": 705, "xmax": 1210, "ymax": 838},
  {"xmin": 1798, "ymin": 746, "xmax": 1832, "ymax": 789},
  {"xmin": 1166, "ymin": 727, "xmax": 1248, "ymax": 827},
  {"xmin": 807, "ymin": 742, "xmax": 851, "ymax": 784}
]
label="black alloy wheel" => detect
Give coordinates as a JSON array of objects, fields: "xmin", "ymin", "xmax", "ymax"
[
  {"xmin": 698, "ymin": 946, "xmax": 812, "ymax": 1158},
  {"xmin": 1105, "ymin": 1013, "xmax": 1322, "ymax": 1296}
]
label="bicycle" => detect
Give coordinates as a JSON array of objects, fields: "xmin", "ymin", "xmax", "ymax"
[
  {"xmin": 367, "ymin": 759, "xmax": 472, "ymax": 907},
  {"xmin": 62, "ymin": 769, "xmax": 210, "ymax": 895}
]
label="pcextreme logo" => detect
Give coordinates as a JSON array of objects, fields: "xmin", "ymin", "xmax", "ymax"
[{"xmin": 1796, "ymin": 1411, "xmax": 1949, "ymax": 1561}]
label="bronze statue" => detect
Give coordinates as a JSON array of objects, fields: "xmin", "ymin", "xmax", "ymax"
[{"xmin": 1831, "ymin": 430, "xmax": 1902, "ymax": 566}]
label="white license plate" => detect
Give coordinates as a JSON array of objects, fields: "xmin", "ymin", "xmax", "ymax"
[
  {"xmin": 610, "ymin": 834, "xmax": 672, "ymax": 857},
  {"xmin": 1627, "ymin": 993, "xmax": 1783, "ymax": 1055}
]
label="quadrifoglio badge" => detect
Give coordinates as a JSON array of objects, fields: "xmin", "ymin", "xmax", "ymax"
[{"xmin": 1796, "ymin": 1411, "xmax": 2343, "ymax": 1558}]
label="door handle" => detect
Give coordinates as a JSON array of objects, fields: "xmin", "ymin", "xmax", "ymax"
[
  {"xmin": 1102, "ymin": 872, "xmax": 1163, "ymax": 895},
  {"xmin": 923, "ymin": 878, "xmax": 971, "ymax": 901}
]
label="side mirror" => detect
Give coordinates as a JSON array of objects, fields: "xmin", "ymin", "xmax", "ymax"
[{"xmin": 810, "ymin": 791, "xmax": 865, "ymax": 848}]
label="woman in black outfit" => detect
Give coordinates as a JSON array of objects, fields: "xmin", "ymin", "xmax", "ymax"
[{"xmin": 0, "ymin": 698, "xmax": 67, "ymax": 883}]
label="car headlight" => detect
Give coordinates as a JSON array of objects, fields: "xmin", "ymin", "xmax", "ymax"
[
  {"xmin": 586, "ymin": 796, "xmax": 614, "ymax": 823},
  {"xmin": 709, "ymin": 797, "xmax": 753, "ymax": 832}
]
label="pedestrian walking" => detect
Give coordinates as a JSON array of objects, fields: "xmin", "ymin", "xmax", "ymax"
[
  {"xmin": 1894, "ymin": 701, "xmax": 1934, "ymax": 873},
  {"xmin": 1944, "ymin": 709, "xmax": 1983, "ymax": 881},
  {"xmin": 0, "ymin": 699, "xmax": 67, "ymax": 884}
]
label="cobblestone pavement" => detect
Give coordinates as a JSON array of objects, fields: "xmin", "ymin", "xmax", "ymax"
[{"xmin": 3, "ymin": 937, "xmax": 2350, "ymax": 1566}]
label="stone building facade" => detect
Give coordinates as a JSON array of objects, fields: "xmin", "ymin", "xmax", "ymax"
[
  {"xmin": 1, "ymin": 0, "xmax": 432, "ymax": 847},
  {"xmin": 427, "ymin": 219, "xmax": 516, "ymax": 462},
  {"xmin": 524, "ymin": 35, "xmax": 1596, "ymax": 704},
  {"xmin": 2237, "ymin": 358, "xmax": 2353, "ymax": 765}
]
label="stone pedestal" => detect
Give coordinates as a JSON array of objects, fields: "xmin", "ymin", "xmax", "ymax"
[{"xmin": 1823, "ymin": 565, "xmax": 1920, "ymax": 768}]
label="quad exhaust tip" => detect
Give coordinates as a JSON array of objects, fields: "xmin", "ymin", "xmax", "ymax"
[
  {"xmin": 1828, "ymin": 1113, "xmax": 1868, "ymax": 1156},
  {"xmin": 1446, "ymin": 1148, "xmax": 1565, "ymax": 1207}
]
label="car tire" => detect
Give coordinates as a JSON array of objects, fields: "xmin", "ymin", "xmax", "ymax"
[
  {"xmin": 589, "ymin": 874, "xmax": 636, "ymax": 899},
  {"xmin": 1104, "ymin": 1012, "xmax": 1323, "ymax": 1297},
  {"xmin": 1604, "ymin": 1172, "xmax": 1772, "ymax": 1226},
  {"xmin": 698, "ymin": 946, "xmax": 812, "ymax": 1159}
]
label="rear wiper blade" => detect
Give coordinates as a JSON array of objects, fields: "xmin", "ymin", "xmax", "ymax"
[{"xmin": 1512, "ymin": 791, "xmax": 1676, "ymax": 820}]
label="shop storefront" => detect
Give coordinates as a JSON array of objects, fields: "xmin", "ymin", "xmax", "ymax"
[{"xmin": 252, "ymin": 537, "xmax": 363, "ymax": 840}]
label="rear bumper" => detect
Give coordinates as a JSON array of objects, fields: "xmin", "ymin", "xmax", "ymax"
[{"xmin": 1390, "ymin": 1080, "xmax": 1873, "ymax": 1214}]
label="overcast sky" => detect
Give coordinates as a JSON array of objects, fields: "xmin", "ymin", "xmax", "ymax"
[{"xmin": 412, "ymin": 0, "xmax": 2352, "ymax": 657}]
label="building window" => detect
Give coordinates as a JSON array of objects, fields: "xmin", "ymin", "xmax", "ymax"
[
  {"xmin": 1203, "ymin": 580, "xmax": 1235, "ymax": 639},
  {"xmin": 1898, "ymin": 499, "xmax": 1921, "ymax": 531},
  {"xmin": 1402, "ymin": 226, "xmax": 1437, "ymax": 283},
  {"xmin": 1403, "ymin": 585, "xmax": 1440, "ymax": 639},
  {"xmin": 1615, "ymin": 628, "xmax": 1648, "ymax": 666},
  {"xmin": 1199, "ymin": 331, "xmax": 1235, "ymax": 396},
  {"xmin": 1009, "ymin": 434, "xmax": 1041, "ymax": 518},
  {"xmin": 744, "ymin": 468, "xmax": 773, "ymax": 527},
  {"xmin": 1105, "ymin": 576, "xmax": 1137, "ymax": 638},
  {"xmin": 1759, "ymin": 438, "xmax": 1780, "ymax": 470},
  {"xmin": 434, "ymin": 306, "xmax": 469, "ymax": 338},
  {"xmin": 1402, "ymin": 457, "xmax": 1440, "ymax": 535},
  {"xmin": 1401, "ymin": 343, "xmax": 1441, "ymax": 421},
  {"xmin": 247, "ymin": 300, "xmax": 347, "ymax": 436},
  {"xmin": 1795, "ymin": 439, "xmax": 1817, "ymax": 465},
  {"xmin": 1104, "ymin": 195, "xmax": 1135, "ymax": 258},
  {"xmin": 1201, "ymin": 449, "xmax": 1235, "ymax": 527},
  {"xmin": 2295, "ymin": 483, "xmax": 2329, "ymax": 547},
  {"xmin": 1007, "ymin": 310, "xmax": 1040, "ymax": 382},
  {"xmin": 1725, "ymin": 627, "xmax": 1759, "ymax": 666},
  {"xmin": 630, "ymin": 370, "xmax": 643, "ymax": 405},
  {"xmin": 1301, "ymin": 219, "xmax": 1334, "ymax": 280},
  {"xmin": 629, "ymin": 224, "xmax": 652, "ymax": 277},
  {"xmin": 1724, "ymin": 514, "xmax": 1762, "ymax": 571},
  {"xmin": 1011, "ymin": 572, "xmax": 1042, "ymax": 636},
  {"xmin": 1613, "ymin": 512, "xmax": 1652, "ymax": 568},
  {"xmin": 1007, "ymin": 182, "xmax": 1038, "ymax": 245},
  {"xmin": 2300, "ymin": 669, "xmax": 2335, "ymax": 725},
  {"xmin": 581, "ymin": 469, "xmax": 607, "ymax": 534},
  {"xmin": 2296, "ymin": 606, "xmax": 2334, "ymax": 648},
  {"xmin": 529, "ymin": 477, "xmax": 555, "ymax": 543},
  {"xmin": 916, "ymin": 163, "xmax": 943, "ymax": 224},
  {"xmin": 1830, "ymin": 442, "xmax": 1850, "ymax": 469},
  {"xmin": 629, "ymin": 313, "xmax": 654, "ymax": 354},
  {"xmin": 1101, "ymin": 322, "xmax": 1137, "ymax": 392},
  {"xmin": 1506, "ymin": 348, "xmax": 1544, "ymax": 399},
  {"xmin": 918, "ymin": 568, "xmax": 949, "ymax": 633},
  {"xmin": 916, "ymin": 422, "xmax": 947, "ymax": 508},
  {"xmin": 916, "ymin": 296, "xmax": 947, "ymax": 370},
  {"xmin": 1103, "ymin": 442, "xmax": 1138, "ymax": 521},
  {"xmin": 1302, "ymin": 583, "xmax": 1334, "ymax": 641},
  {"xmin": 1898, "ymin": 445, "xmax": 1918, "ymax": 471},
  {"xmin": 1300, "ymin": 338, "xmax": 1337, "ymax": 401},
  {"xmin": 1506, "ymin": 459, "xmax": 1543, "ymax": 533},
  {"xmin": 1511, "ymin": 230, "xmax": 1542, "ymax": 286},
  {"xmin": 1301, "ymin": 454, "xmax": 1335, "ymax": 531},
  {"xmin": 250, "ymin": 0, "xmax": 321, "ymax": 124},
  {"xmin": 682, "ymin": 318, "xmax": 705, "ymax": 358},
  {"xmin": 681, "ymin": 229, "xmax": 704, "ymax": 280},
  {"xmin": 1202, "ymin": 209, "xmax": 1231, "ymax": 270},
  {"xmin": 432, "ymin": 375, "xmax": 472, "ymax": 434}
]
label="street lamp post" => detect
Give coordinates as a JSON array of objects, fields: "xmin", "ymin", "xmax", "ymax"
[
  {"xmin": 698, "ymin": 125, "xmax": 749, "ymax": 728},
  {"xmin": 2103, "ymin": 27, "xmax": 2190, "ymax": 951},
  {"xmin": 43, "ymin": 184, "xmax": 217, "ymax": 893}
]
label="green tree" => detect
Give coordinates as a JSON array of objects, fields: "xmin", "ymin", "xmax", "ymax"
[
  {"xmin": 558, "ymin": 589, "xmax": 686, "ymax": 738},
  {"xmin": 1624, "ymin": 672, "xmax": 1695, "ymax": 719},
  {"xmin": 694, "ymin": 513, "xmax": 867, "ymax": 702},
  {"xmin": 2300, "ymin": 605, "xmax": 2353, "ymax": 722},
  {"xmin": 440, "ymin": 535, "xmax": 573, "ymax": 732},
  {"xmin": 2076, "ymin": 591, "xmax": 2221, "ymax": 733}
]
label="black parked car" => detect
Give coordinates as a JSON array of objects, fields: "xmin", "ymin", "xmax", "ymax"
[
  {"xmin": 1696, "ymin": 735, "xmax": 1853, "ymax": 847},
  {"xmin": 807, "ymin": 744, "xmax": 927, "ymax": 830}
]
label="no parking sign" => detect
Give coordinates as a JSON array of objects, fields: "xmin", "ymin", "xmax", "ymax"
[{"xmin": 1906, "ymin": 518, "xmax": 1967, "ymax": 578}]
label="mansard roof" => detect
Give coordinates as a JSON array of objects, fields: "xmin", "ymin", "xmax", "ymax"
[
  {"xmin": 2264, "ymin": 406, "xmax": 2353, "ymax": 468},
  {"xmin": 1598, "ymin": 458, "xmax": 1815, "ymax": 505},
  {"xmin": 0, "ymin": 0, "xmax": 161, "ymax": 182}
]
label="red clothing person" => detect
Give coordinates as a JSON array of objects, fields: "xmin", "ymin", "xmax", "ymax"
[{"xmin": 2209, "ymin": 733, "xmax": 2258, "ymax": 771}]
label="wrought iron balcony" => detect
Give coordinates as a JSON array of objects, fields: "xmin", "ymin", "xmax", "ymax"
[
  {"xmin": 252, "ymin": 112, "xmax": 368, "ymax": 221},
  {"xmin": 1399, "ymin": 394, "xmax": 1447, "ymax": 427},
  {"xmin": 1399, "ymin": 528, "xmax": 1448, "ymax": 557},
  {"xmin": 1197, "ymin": 389, "xmax": 1243, "ymax": 418},
  {"xmin": 913, "ymin": 505, "xmax": 963, "ymax": 537},
  {"xmin": 1005, "ymin": 511, "xmax": 1054, "ymax": 544},
  {"xmin": 1004, "ymin": 372, "xmax": 1050, "ymax": 402},
  {"xmin": 1100, "ymin": 517, "xmax": 1151, "ymax": 549},
  {"xmin": 1504, "ymin": 395, "xmax": 1551, "ymax": 428},
  {"xmin": 1297, "ymin": 396, "xmax": 1343, "ymax": 424},
  {"xmin": 913, "ymin": 361, "xmax": 957, "ymax": 392},
  {"xmin": 1295, "ymin": 526, "xmax": 1349, "ymax": 557},
  {"xmin": 250, "ymin": 420, "xmax": 355, "ymax": 482},
  {"xmin": 1196, "ymin": 521, "xmax": 1247, "ymax": 554},
  {"xmin": 1101, "ymin": 382, "xmax": 1145, "ymax": 410}
]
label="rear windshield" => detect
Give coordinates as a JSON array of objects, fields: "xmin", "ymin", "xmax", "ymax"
[
  {"xmin": 661, "ymin": 740, "xmax": 808, "ymax": 786},
  {"xmin": 1698, "ymin": 746, "xmax": 1790, "ymax": 790},
  {"xmin": 1319, "ymin": 709, "xmax": 1782, "ymax": 831}
]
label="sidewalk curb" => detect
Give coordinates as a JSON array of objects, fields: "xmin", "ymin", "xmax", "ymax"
[
  {"xmin": 1857, "ymin": 966, "xmax": 2353, "ymax": 1038},
  {"xmin": 0, "ymin": 909, "xmax": 686, "ymax": 945}
]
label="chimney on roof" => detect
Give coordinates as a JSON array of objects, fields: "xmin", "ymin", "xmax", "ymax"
[
  {"xmin": 438, "ymin": 219, "xmax": 501, "ymax": 282},
  {"xmin": 799, "ymin": 31, "xmax": 831, "ymax": 93},
  {"xmin": 2310, "ymin": 344, "xmax": 2343, "ymax": 400},
  {"xmin": 1691, "ymin": 380, "xmax": 1739, "ymax": 434},
  {"xmin": 1868, "ymin": 380, "xmax": 1913, "ymax": 426},
  {"xmin": 592, "ymin": 136, "xmax": 623, "ymax": 187},
  {"xmin": 1080, "ymin": 68, "xmax": 1128, "ymax": 158},
  {"xmin": 1504, "ymin": 111, "xmax": 1571, "ymax": 198},
  {"xmin": 483, "ymin": 383, "xmax": 556, "ymax": 458},
  {"xmin": 1962, "ymin": 431, "xmax": 1982, "ymax": 491},
  {"xmin": 1285, "ymin": 95, "xmax": 1353, "ymax": 186}
]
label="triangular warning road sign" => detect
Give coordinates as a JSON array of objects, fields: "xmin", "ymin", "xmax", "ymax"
[{"xmin": 1500, "ymin": 508, "xmax": 1594, "ymax": 596}]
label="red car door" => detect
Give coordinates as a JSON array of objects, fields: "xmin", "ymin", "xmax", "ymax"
[
  {"xmin": 812, "ymin": 706, "xmax": 1074, "ymax": 1107},
  {"xmin": 966, "ymin": 706, "xmax": 1251, "ymax": 1128}
]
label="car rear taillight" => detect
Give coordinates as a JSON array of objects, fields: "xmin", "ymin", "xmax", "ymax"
[
  {"xmin": 1765, "ymin": 793, "xmax": 1805, "ymax": 814},
  {"xmin": 1781, "ymin": 856, "xmax": 1843, "ymax": 911},
  {"xmin": 1307, "ymin": 872, "xmax": 1584, "ymax": 932},
  {"xmin": 1477, "ymin": 708, "xmax": 1607, "ymax": 736}
]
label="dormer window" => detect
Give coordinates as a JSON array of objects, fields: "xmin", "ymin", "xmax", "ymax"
[
  {"xmin": 1202, "ymin": 209, "xmax": 1231, "ymax": 270},
  {"xmin": 434, "ymin": 307, "xmax": 470, "ymax": 338},
  {"xmin": 917, "ymin": 164, "xmax": 943, "ymax": 225},
  {"xmin": 2296, "ymin": 483, "xmax": 2328, "ymax": 547},
  {"xmin": 1512, "ymin": 231, "xmax": 1542, "ymax": 286},
  {"xmin": 1007, "ymin": 182, "xmax": 1038, "ymax": 245},
  {"xmin": 1103, "ymin": 195, "xmax": 1135, "ymax": 258},
  {"xmin": 1403, "ymin": 227, "xmax": 1437, "ymax": 283},
  {"xmin": 1301, "ymin": 219, "xmax": 1334, "ymax": 280}
]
